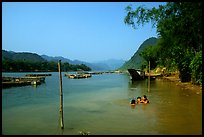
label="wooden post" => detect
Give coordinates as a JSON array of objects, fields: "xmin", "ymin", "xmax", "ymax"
[
  {"xmin": 148, "ymin": 61, "xmax": 150, "ymax": 92},
  {"xmin": 58, "ymin": 60, "xmax": 64, "ymax": 129}
]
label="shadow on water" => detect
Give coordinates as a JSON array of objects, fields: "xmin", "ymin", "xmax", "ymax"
[
  {"xmin": 2, "ymin": 82, "xmax": 46, "ymax": 89},
  {"xmin": 128, "ymin": 79, "xmax": 149, "ymax": 98}
]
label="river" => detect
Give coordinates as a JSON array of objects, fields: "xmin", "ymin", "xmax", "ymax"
[{"xmin": 2, "ymin": 72, "xmax": 202, "ymax": 135}]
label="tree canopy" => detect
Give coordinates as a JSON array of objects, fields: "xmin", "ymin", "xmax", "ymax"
[
  {"xmin": 2, "ymin": 59, "xmax": 91, "ymax": 72},
  {"xmin": 124, "ymin": 2, "xmax": 202, "ymax": 84}
]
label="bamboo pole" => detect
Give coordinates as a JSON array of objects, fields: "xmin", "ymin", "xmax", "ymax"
[
  {"xmin": 58, "ymin": 60, "xmax": 64, "ymax": 129},
  {"xmin": 148, "ymin": 61, "xmax": 150, "ymax": 92}
]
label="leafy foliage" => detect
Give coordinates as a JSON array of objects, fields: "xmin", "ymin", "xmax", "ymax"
[
  {"xmin": 139, "ymin": 45, "xmax": 159, "ymax": 69},
  {"xmin": 190, "ymin": 51, "xmax": 202, "ymax": 84},
  {"xmin": 124, "ymin": 2, "xmax": 202, "ymax": 84}
]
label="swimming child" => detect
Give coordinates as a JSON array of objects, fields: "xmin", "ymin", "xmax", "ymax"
[
  {"xmin": 130, "ymin": 97, "xmax": 136, "ymax": 105},
  {"xmin": 141, "ymin": 95, "xmax": 150, "ymax": 104},
  {"xmin": 136, "ymin": 96, "xmax": 142, "ymax": 104}
]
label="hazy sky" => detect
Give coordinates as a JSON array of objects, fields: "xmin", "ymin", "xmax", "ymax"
[{"xmin": 2, "ymin": 2, "xmax": 166, "ymax": 62}]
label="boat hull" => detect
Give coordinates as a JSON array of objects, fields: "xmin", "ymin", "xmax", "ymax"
[{"xmin": 128, "ymin": 69, "xmax": 144, "ymax": 81}]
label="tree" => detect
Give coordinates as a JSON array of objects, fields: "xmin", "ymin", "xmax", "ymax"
[
  {"xmin": 124, "ymin": 2, "xmax": 202, "ymax": 83},
  {"xmin": 190, "ymin": 51, "xmax": 202, "ymax": 84},
  {"xmin": 139, "ymin": 45, "xmax": 158, "ymax": 69}
]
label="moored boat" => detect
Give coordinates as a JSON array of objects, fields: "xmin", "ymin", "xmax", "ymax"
[
  {"xmin": 128, "ymin": 69, "xmax": 145, "ymax": 81},
  {"xmin": 128, "ymin": 69, "xmax": 162, "ymax": 81}
]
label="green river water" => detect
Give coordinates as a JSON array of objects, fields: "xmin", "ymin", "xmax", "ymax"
[{"xmin": 2, "ymin": 72, "xmax": 202, "ymax": 135}]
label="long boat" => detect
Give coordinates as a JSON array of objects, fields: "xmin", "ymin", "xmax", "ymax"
[
  {"xmin": 128, "ymin": 69, "xmax": 162, "ymax": 81},
  {"xmin": 128, "ymin": 69, "xmax": 145, "ymax": 81}
]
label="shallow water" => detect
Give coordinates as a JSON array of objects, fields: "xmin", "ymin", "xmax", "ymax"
[{"xmin": 2, "ymin": 72, "xmax": 202, "ymax": 135}]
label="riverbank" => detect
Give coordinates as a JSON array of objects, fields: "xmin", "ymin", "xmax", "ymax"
[{"xmin": 161, "ymin": 72, "xmax": 202, "ymax": 93}]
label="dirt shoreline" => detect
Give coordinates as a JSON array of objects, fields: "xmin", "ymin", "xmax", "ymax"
[{"xmin": 161, "ymin": 74, "xmax": 202, "ymax": 93}]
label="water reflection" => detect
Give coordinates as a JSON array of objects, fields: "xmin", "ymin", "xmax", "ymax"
[
  {"xmin": 127, "ymin": 78, "xmax": 202, "ymax": 135},
  {"xmin": 128, "ymin": 80, "xmax": 150, "ymax": 99}
]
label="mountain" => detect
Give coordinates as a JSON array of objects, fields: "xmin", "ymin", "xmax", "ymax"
[
  {"xmin": 41, "ymin": 55, "xmax": 125, "ymax": 71},
  {"xmin": 2, "ymin": 50, "xmax": 46, "ymax": 62},
  {"xmin": 119, "ymin": 37, "xmax": 158, "ymax": 70},
  {"xmin": 2, "ymin": 50, "xmax": 126, "ymax": 71},
  {"xmin": 93, "ymin": 59, "xmax": 126, "ymax": 70},
  {"xmin": 41, "ymin": 55, "xmax": 86, "ymax": 65},
  {"xmin": 41, "ymin": 55, "xmax": 72, "ymax": 63},
  {"xmin": 41, "ymin": 55, "xmax": 106, "ymax": 70}
]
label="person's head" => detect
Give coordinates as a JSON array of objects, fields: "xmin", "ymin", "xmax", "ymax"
[
  {"xmin": 142, "ymin": 95, "xmax": 147, "ymax": 100},
  {"xmin": 137, "ymin": 96, "xmax": 141, "ymax": 101}
]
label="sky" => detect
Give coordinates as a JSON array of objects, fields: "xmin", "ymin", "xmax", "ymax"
[{"xmin": 2, "ymin": 2, "xmax": 166, "ymax": 63}]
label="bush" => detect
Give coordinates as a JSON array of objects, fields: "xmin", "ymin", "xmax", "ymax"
[{"xmin": 190, "ymin": 51, "xmax": 202, "ymax": 85}]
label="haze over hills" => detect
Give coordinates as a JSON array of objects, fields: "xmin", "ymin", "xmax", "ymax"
[
  {"xmin": 2, "ymin": 37, "xmax": 157, "ymax": 71},
  {"xmin": 41, "ymin": 55, "xmax": 126, "ymax": 71},
  {"xmin": 93, "ymin": 59, "xmax": 126, "ymax": 70},
  {"xmin": 2, "ymin": 50, "xmax": 126, "ymax": 71},
  {"xmin": 119, "ymin": 37, "xmax": 158, "ymax": 70}
]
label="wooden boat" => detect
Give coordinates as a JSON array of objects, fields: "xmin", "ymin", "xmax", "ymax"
[
  {"xmin": 128, "ymin": 69, "xmax": 145, "ymax": 81},
  {"xmin": 128, "ymin": 69, "xmax": 162, "ymax": 81}
]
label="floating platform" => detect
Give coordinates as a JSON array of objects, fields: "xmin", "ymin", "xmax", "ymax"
[
  {"xmin": 25, "ymin": 74, "xmax": 52, "ymax": 77},
  {"xmin": 64, "ymin": 73, "xmax": 92, "ymax": 79},
  {"xmin": 2, "ymin": 76, "xmax": 45, "ymax": 88},
  {"xmin": 144, "ymin": 73, "xmax": 162, "ymax": 80}
]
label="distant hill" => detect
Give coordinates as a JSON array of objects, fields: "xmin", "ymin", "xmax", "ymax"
[
  {"xmin": 41, "ymin": 55, "xmax": 125, "ymax": 71},
  {"xmin": 41, "ymin": 55, "xmax": 107, "ymax": 70},
  {"xmin": 93, "ymin": 59, "xmax": 126, "ymax": 70},
  {"xmin": 41, "ymin": 55, "xmax": 72, "ymax": 63},
  {"xmin": 2, "ymin": 50, "xmax": 46, "ymax": 62},
  {"xmin": 119, "ymin": 37, "xmax": 158, "ymax": 70},
  {"xmin": 2, "ymin": 50, "xmax": 126, "ymax": 71}
]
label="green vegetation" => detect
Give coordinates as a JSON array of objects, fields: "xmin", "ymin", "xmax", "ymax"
[
  {"xmin": 139, "ymin": 44, "xmax": 159, "ymax": 70},
  {"xmin": 2, "ymin": 50, "xmax": 91, "ymax": 72},
  {"xmin": 119, "ymin": 37, "xmax": 158, "ymax": 70},
  {"xmin": 2, "ymin": 59, "xmax": 91, "ymax": 72},
  {"xmin": 124, "ymin": 2, "xmax": 202, "ymax": 84},
  {"xmin": 2, "ymin": 50, "xmax": 46, "ymax": 62}
]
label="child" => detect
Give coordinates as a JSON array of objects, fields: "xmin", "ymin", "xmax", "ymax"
[
  {"xmin": 141, "ymin": 95, "xmax": 150, "ymax": 104},
  {"xmin": 136, "ymin": 96, "xmax": 142, "ymax": 104},
  {"xmin": 130, "ymin": 97, "xmax": 136, "ymax": 105}
]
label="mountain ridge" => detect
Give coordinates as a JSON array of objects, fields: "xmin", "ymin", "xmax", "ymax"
[
  {"xmin": 119, "ymin": 37, "xmax": 158, "ymax": 70},
  {"xmin": 2, "ymin": 50, "xmax": 125, "ymax": 71}
]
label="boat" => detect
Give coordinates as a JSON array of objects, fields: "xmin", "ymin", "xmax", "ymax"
[
  {"xmin": 128, "ymin": 69, "xmax": 145, "ymax": 81},
  {"xmin": 128, "ymin": 69, "xmax": 162, "ymax": 81}
]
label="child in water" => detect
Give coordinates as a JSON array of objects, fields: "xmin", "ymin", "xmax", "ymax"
[
  {"xmin": 130, "ymin": 97, "xmax": 136, "ymax": 105},
  {"xmin": 136, "ymin": 96, "xmax": 142, "ymax": 104},
  {"xmin": 141, "ymin": 95, "xmax": 150, "ymax": 104}
]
